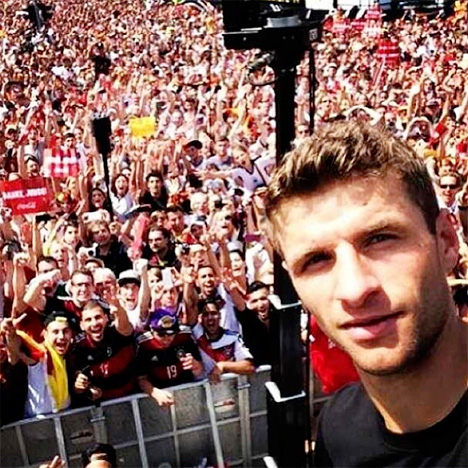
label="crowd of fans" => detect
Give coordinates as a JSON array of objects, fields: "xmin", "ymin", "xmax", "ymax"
[{"xmin": 0, "ymin": 0, "xmax": 467, "ymax": 427}]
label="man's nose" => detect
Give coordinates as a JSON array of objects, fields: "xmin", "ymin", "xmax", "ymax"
[{"xmin": 334, "ymin": 246, "xmax": 381, "ymax": 310}]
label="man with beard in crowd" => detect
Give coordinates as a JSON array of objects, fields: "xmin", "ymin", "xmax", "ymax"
[
  {"xmin": 143, "ymin": 226, "xmax": 179, "ymax": 269},
  {"xmin": 88, "ymin": 220, "xmax": 132, "ymax": 275},
  {"xmin": 72, "ymin": 299, "xmax": 135, "ymax": 403}
]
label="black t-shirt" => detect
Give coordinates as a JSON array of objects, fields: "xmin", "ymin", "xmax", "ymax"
[
  {"xmin": 138, "ymin": 190, "xmax": 168, "ymax": 213},
  {"xmin": 71, "ymin": 327, "xmax": 136, "ymax": 402},
  {"xmin": 136, "ymin": 330, "xmax": 202, "ymax": 388},
  {"xmin": 314, "ymin": 383, "xmax": 468, "ymax": 468},
  {"xmin": 142, "ymin": 244, "xmax": 180, "ymax": 269},
  {"xmin": 91, "ymin": 54, "xmax": 111, "ymax": 76},
  {"xmin": 96, "ymin": 239, "xmax": 132, "ymax": 276},
  {"xmin": 235, "ymin": 307, "xmax": 271, "ymax": 366}
]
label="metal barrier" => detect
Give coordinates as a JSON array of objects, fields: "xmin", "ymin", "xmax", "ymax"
[{"xmin": 0, "ymin": 367, "xmax": 271, "ymax": 468}]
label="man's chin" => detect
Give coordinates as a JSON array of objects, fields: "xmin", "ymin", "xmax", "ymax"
[
  {"xmin": 353, "ymin": 351, "xmax": 422, "ymax": 377},
  {"xmin": 55, "ymin": 346, "xmax": 69, "ymax": 355},
  {"xmin": 90, "ymin": 332, "xmax": 104, "ymax": 342}
]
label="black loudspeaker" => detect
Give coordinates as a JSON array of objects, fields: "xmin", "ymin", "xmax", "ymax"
[{"xmin": 91, "ymin": 117, "xmax": 112, "ymax": 156}]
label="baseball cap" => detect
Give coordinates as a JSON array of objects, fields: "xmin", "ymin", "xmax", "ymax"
[
  {"xmin": 44, "ymin": 311, "xmax": 75, "ymax": 328},
  {"xmin": 185, "ymin": 139, "xmax": 202, "ymax": 150},
  {"xmin": 117, "ymin": 270, "xmax": 141, "ymax": 287},
  {"xmin": 189, "ymin": 216, "xmax": 207, "ymax": 229},
  {"xmin": 148, "ymin": 309, "xmax": 179, "ymax": 335}
]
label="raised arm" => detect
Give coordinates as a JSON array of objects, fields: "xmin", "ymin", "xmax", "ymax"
[
  {"xmin": 135, "ymin": 259, "xmax": 151, "ymax": 323},
  {"xmin": 107, "ymin": 286, "xmax": 133, "ymax": 336},
  {"xmin": 182, "ymin": 264, "xmax": 199, "ymax": 326}
]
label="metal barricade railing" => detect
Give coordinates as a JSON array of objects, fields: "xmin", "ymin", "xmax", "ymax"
[{"xmin": 0, "ymin": 366, "xmax": 271, "ymax": 468}]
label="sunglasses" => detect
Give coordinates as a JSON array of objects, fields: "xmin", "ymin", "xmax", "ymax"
[{"xmin": 440, "ymin": 184, "xmax": 458, "ymax": 189}]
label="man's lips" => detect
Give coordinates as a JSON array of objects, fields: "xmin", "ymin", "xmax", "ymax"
[
  {"xmin": 340, "ymin": 312, "xmax": 403, "ymax": 342},
  {"xmin": 341, "ymin": 312, "xmax": 402, "ymax": 328},
  {"xmin": 55, "ymin": 342, "xmax": 68, "ymax": 352}
]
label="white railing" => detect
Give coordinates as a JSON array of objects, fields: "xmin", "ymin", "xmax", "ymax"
[{"xmin": 1, "ymin": 367, "xmax": 271, "ymax": 468}]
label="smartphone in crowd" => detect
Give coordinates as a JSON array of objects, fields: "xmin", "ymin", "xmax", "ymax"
[{"xmin": 161, "ymin": 268, "xmax": 174, "ymax": 288}]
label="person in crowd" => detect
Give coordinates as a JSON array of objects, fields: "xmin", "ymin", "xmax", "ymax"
[
  {"xmin": 117, "ymin": 263, "xmax": 150, "ymax": 332},
  {"xmin": 142, "ymin": 225, "xmax": 179, "ymax": 268},
  {"xmin": 89, "ymin": 188, "xmax": 109, "ymax": 213},
  {"xmin": 136, "ymin": 309, "xmax": 203, "ymax": 406},
  {"xmin": 265, "ymin": 121, "xmax": 467, "ymax": 467},
  {"xmin": 72, "ymin": 299, "xmax": 135, "ymax": 403},
  {"xmin": 0, "ymin": 317, "xmax": 28, "ymax": 426},
  {"xmin": 184, "ymin": 263, "xmax": 243, "ymax": 333},
  {"xmin": 21, "ymin": 269, "xmax": 94, "ymax": 335},
  {"xmin": 110, "ymin": 173, "xmax": 135, "ymax": 222},
  {"xmin": 235, "ymin": 281, "xmax": 272, "ymax": 366},
  {"xmin": 62, "ymin": 220, "xmax": 82, "ymax": 252},
  {"xmin": 87, "ymin": 221, "xmax": 132, "ymax": 275},
  {"xmin": 438, "ymin": 172, "xmax": 463, "ymax": 213},
  {"xmin": 2, "ymin": 311, "xmax": 74, "ymax": 418},
  {"xmin": 93, "ymin": 268, "xmax": 117, "ymax": 300},
  {"xmin": 188, "ymin": 297, "xmax": 254, "ymax": 383},
  {"xmin": 166, "ymin": 205, "xmax": 186, "ymax": 242},
  {"xmin": 82, "ymin": 443, "xmax": 118, "ymax": 468},
  {"xmin": 138, "ymin": 172, "xmax": 168, "ymax": 212}
]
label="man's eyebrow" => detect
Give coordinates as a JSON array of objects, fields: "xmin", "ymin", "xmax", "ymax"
[
  {"xmin": 289, "ymin": 244, "xmax": 331, "ymax": 275},
  {"xmin": 288, "ymin": 219, "xmax": 404, "ymax": 273},
  {"xmin": 356, "ymin": 220, "xmax": 403, "ymax": 238}
]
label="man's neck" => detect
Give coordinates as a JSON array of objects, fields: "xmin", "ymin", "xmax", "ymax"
[
  {"xmin": 99, "ymin": 241, "xmax": 112, "ymax": 255},
  {"xmin": 360, "ymin": 314, "xmax": 468, "ymax": 434},
  {"xmin": 158, "ymin": 247, "xmax": 169, "ymax": 259},
  {"xmin": 206, "ymin": 328, "xmax": 222, "ymax": 341}
]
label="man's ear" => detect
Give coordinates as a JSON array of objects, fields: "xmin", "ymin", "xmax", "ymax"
[{"xmin": 436, "ymin": 209, "xmax": 460, "ymax": 274}]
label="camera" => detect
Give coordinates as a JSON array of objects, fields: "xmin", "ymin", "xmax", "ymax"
[{"xmin": 82, "ymin": 243, "xmax": 98, "ymax": 258}]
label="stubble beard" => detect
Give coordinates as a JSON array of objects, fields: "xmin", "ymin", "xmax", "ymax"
[{"xmin": 354, "ymin": 294, "xmax": 450, "ymax": 377}]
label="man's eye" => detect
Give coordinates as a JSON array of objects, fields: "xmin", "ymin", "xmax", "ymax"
[
  {"xmin": 367, "ymin": 233, "xmax": 395, "ymax": 246},
  {"xmin": 303, "ymin": 253, "xmax": 331, "ymax": 271}
]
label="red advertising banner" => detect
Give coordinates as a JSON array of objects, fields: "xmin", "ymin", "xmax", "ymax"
[{"xmin": 0, "ymin": 178, "xmax": 51, "ymax": 215}]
